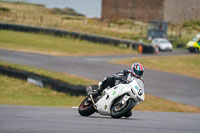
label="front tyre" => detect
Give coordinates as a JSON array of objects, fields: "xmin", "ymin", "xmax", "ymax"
[
  {"xmin": 110, "ymin": 99, "xmax": 134, "ymax": 118},
  {"xmin": 78, "ymin": 98, "xmax": 95, "ymax": 116},
  {"xmin": 124, "ymin": 111, "xmax": 132, "ymax": 118}
]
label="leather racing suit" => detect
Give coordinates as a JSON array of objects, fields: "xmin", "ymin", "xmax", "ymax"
[{"xmin": 96, "ymin": 69, "xmax": 144, "ymax": 94}]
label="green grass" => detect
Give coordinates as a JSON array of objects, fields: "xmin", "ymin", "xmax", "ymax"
[
  {"xmin": 0, "ymin": 61, "xmax": 97, "ymax": 86},
  {"xmin": 0, "ymin": 1, "xmax": 199, "ymax": 47},
  {"xmin": 110, "ymin": 54, "xmax": 200, "ymax": 79},
  {"xmin": 0, "ymin": 75, "xmax": 85, "ymax": 106},
  {"xmin": 0, "ymin": 61, "xmax": 200, "ymax": 113},
  {"xmin": 0, "ymin": 30, "xmax": 135, "ymax": 56},
  {"xmin": 0, "ymin": 60, "xmax": 95, "ymax": 106},
  {"xmin": 1, "ymin": 74, "xmax": 200, "ymax": 113},
  {"xmin": 135, "ymin": 94, "xmax": 200, "ymax": 113},
  {"xmin": 183, "ymin": 19, "xmax": 200, "ymax": 30},
  {"xmin": 1, "ymin": 61, "xmax": 200, "ymax": 112},
  {"xmin": 0, "ymin": 1, "xmax": 146, "ymax": 41}
]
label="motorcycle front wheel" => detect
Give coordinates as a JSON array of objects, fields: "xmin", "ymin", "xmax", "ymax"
[
  {"xmin": 78, "ymin": 97, "xmax": 96, "ymax": 116},
  {"xmin": 110, "ymin": 99, "xmax": 134, "ymax": 118}
]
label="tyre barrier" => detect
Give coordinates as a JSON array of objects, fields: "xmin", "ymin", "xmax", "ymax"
[
  {"xmin": 0, "ymin": 22, "xmax": 135, "ymax": 47},
  {"xmin": 137, "ymin": 44, "xmax": 155, "ymax": 54},
  {"xmin": 0, "ymin": 22, "xmax": 155, "ymax": 53},
  {"xmin": 142, "ymin": 44, "xmax": 155, "ymax": 53},
  {"xmin": 0, "ymin": 65, "xmax": 87, "ymax": 96}
]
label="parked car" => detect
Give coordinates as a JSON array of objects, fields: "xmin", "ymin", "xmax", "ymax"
[
  {"xmin": 186, "ymin": 33, "xmax": 200, "ymax": 53},
  {"xmin": 151, "ymin": 38, "xmax": 173, "ymax": 51}
]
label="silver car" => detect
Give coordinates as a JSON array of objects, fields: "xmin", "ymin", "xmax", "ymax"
[{"xmin": 151, "ymin": 38, "xmax": 173, "ymax": 51}]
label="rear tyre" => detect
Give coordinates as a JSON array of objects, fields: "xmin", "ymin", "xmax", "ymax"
[
  {"xmin": 78, "ymin": 98, "xmax": 95, "ymax": 116},
  {"xmin": 110, "ymin": 99, "xmax": 134, "ymax": 118},
  {"xmin": 189, "ymin": 49, "xmax": 193, "ymax": 53},
  {"xmin": 195, "ymin": 48, "xmax": 199, "ymax": 53}
]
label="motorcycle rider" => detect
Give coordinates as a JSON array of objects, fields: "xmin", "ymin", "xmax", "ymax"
[{"xmin": 92, "ymin": 62, "xmax": 144, "ymax": 97}]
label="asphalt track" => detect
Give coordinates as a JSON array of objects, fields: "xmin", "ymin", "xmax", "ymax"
[
  {"xmin": 0, "ymin": 105, "xmax": 200, "ymax": 133},
  {"xmin": 0, "ymin": 49, "xmax": 200, "ymax": 106},
  {"xmin": 0, "ymin": 49, "xmax": 200, "ymax": 133}
]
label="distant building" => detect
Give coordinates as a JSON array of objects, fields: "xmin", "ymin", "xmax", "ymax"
[{"xmin": 102, "ymin": 0, "xmax": 200, "ymax": 23}]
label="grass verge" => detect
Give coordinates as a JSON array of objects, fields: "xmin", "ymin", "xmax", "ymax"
[
  {"xmin": 0, "ymin": 61, "xmax": 97, "ymax": 86},
  {"xmin": 0, "ymin": 75, "xmax": 84, "ymax": 107},
  {"xmin": 0, "ymin": 1, "xmax": 146, "ymax": 41},
  {"xmin": 110, "ymin": 54, "xmax": 200, "ymax": 79},
  {"xmin": 135, "ymin": 94, "xmax": 200, "ymax": 113},
  {"xmin": 1, "ymin": 61, "xmax": 200, "ymax": 112},
  {"xmin": 0, "ymin": 30, "xmax": 135, "ymax": 56}
]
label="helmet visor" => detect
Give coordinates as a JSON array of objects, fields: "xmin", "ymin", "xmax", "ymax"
[{"xmin": 135, "ymin": 70, "xmax": 143, "ymax": 76}]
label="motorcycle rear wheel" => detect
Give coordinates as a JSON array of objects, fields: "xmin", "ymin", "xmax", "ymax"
[
  {"xmin": 110, "ymin": 99, "xmax": 134, "ymax": 118},
  {"xmin": 78, "ymin": 97, "xmax": 96, "ymax": 116}
]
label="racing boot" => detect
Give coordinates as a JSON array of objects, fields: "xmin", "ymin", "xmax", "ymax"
[
  {"xmin": 91, "ymin": 89, "xmax": 101, "ymax": 97},
  {"xmin": 91, "ymin": 77, "xmax": 112, "ymax": 97},
  {"xmin": 86, "ymin": 86, "xmax": 100, "ymax": 97},
  {"xmin": 91, "ymin": 83, "xmax": 105, "ymax": 97}
]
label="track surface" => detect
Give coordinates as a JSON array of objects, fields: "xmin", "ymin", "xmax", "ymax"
[
  {"xmin": 0, "ymin": 49, "xmax": 200, "ymax": 133},
  {"xmin": 0, "ymin": 49, "xmax": 200, "ymax": 106},
  {"xmin": 0, "ymin": 105, "xmax": 200, "ymax": 133}
]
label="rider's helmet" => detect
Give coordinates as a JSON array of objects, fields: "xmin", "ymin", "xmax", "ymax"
[{"xmin": 131, "ymin": 62, "xmax": 144, "ymax": 78}]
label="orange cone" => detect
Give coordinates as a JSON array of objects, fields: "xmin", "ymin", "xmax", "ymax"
[
  {"xmin": 138, "ymin": 45, "xmax": 143, "ymax": 54},
  {"xmin": 155, "ymin": 46, "xmax": 159, "ymax": 55}
]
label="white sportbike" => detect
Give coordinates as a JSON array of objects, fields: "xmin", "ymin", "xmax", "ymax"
[{"xmin": 78, "ymin": 78, "xmax": 144, "ymax": 118}]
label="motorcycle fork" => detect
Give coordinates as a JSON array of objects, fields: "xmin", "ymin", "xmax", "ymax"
[{"xmin": 89, "ymin": 94, "xmax": 98, "ymax": 111}]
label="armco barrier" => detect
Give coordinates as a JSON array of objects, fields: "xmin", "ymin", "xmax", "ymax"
[{"xmin": 0, "ymin": 65, "xmax": 87, "ymax": 96}]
